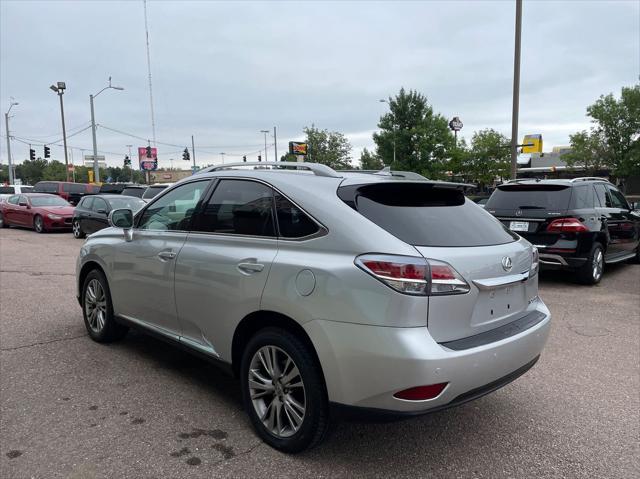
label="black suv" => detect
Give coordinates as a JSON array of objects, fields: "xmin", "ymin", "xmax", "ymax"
[{"xmin": 485, "ymin": 177, "xmax": 640, "ymax": 284}]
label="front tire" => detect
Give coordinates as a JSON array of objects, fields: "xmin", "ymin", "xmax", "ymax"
[
  {"xmin": 72, "ymin": 219, "xmax": 85, "ymax": 239},
  {"xmin": 81, "ymin": 269, "xmax": 128, "ymax": 342},
  {"xmin": 240, "ymin": 327, "xmax": 329, "ymax": 453},
  {"xmin": 576, "ymin": 242, "xmax": 604, "ymax": 285},
  {"xmin": 33, "ymin": 215, "xmax": 45, "ymax": 233}
]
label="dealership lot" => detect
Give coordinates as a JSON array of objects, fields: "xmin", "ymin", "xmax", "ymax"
[{"xmin": 1, "ymin": 228, "xmax": 638, "ymax": 478}]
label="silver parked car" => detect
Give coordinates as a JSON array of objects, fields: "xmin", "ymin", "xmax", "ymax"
[{"xmin": 76, "ymin": 162, "xmax": 551, "ymax": 452}]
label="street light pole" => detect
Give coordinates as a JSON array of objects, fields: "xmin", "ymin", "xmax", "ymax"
[
  {"xmin": 191, "ymin": 135, "xmax": 196, "ymax": 172},
  {"xmin": 220, "ymin": 152, "xmax": 225, "ymax": 164},
  {"xmin": 89, "ymin": 78, "xmax": 124, "ymax": 183},
  {"xmin": 4, "ymin": 100, "xmax": 17, "ymax": 185},
  {"xmin": 273, "ymin": 126, "xmax": 278, "ymax": 161},
  {"xmin": 260, "ymin": 130, "xmax": 269, "ymax": 162},
  {"xmin": 50, "ymin": 83, "xmax": 70, "ymax": 182},
  {"xmin": 126, "ymin": 144, "xmax": 133, "ymax": 182},
  {"xmin": 510, "ymin": 0, "xmax": 523, "ymax": 180}
]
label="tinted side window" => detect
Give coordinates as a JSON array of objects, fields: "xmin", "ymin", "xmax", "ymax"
[
  {"xmin": 7, "ymin": 195, "xmax": 19, "ymax": 205},
  {"xmin": 34, "ymin": 182, "xmax": 57, "ymax": 193},
  {"xmin": 62, "ymin": 183, "xmax": 86, "ymax": 193},
  {"xmin": 195, "ymin": 180, "xmax": 276, "ymax": 237},
  {"xmin": 81, "ymin": 197, "xmax": 94, "ymax": 210},
  {"xmin": 608, "ymin": 187, "xmax": 629, "ymax": 209},
  {"xmin": 594, "ymin": 184, "xmax": 611, "ymax": 207},
  {"xmin": 570, "ymin": 185, "xmax": 596, "ymax": 209},
  {"xmin": 274, "ymin": 192, "xmax": 319, "ymax": 238},
  {"xmin": 0, "ymin": 187, "xmax": 15, "ymax": 194},
  {"xmin": 138, "ymin": 181, "xmax": 208, "ymax": 231},
  {"xmin": 92, "ymin": 198, "xmax": 108, "ymax": 212}
]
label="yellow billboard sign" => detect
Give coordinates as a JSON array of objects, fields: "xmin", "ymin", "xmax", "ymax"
[{"xmin": 522, "ymin": 134, "xmax": 542, "ymax": 154}]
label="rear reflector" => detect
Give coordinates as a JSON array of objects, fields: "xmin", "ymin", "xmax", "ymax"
[
  {"xmin": 393, "ymin": 383, "xmax": 448, "ymax": 401},
  {"xmin": 546, "ymin": 218, "xmax": 588, "ymax": 233}
]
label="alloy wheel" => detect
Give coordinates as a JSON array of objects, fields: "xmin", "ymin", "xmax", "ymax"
[
  {"xmin": 84, "ymin": 279, "xmax": 107, "ymax": 333},
  {"xmin": 592, "ymin": 249, "xmax": 603, "ymax": 282},
  {"xmin": 34, "ymin": 216, "xmax": 43, "ymax": 233},
  {"xmin": 73, "ymin": 220, "xmax": 81, "ymax": 238},
  {"xmin": 248, "ymin": 345, "xmax": 306, "ymax": 438}
]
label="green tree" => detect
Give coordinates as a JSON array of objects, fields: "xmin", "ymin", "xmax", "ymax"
[
  {"xmin": 359, "ymin": 148, "xmax": 383, "ymax": 170},
  {"xmin": 42, "ymin": 160, "xmax": 67, "ymax": 181},
  {"xmin": 303, "ymin": 125, "xmax": 352, "ymax": 169},
  {"xmin": 373, "ymin": 88, "xmax": 455, "ymax": 178},
  {"xmin": 565, "ymin": 84, "xmax": 640, "ymax": 177},
  {"xmin": 15, "ymin": 158, "xmax": 49, "ymax": 184},
  {"xmin": 468, "ymin": 129, "xmax": 510, "ymax": 185}
]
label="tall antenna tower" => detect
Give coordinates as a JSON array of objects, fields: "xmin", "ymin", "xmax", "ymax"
[{"xmin": 143, "ymin": 0, "xmax": 156, "ymax": 146}]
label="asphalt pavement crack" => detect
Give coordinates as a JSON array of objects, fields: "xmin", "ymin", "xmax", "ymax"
[{"xmin": 1, "ymin": 333, "xmax": 87, "ymax": 351}]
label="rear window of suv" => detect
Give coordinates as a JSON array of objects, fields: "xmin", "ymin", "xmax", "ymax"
[
  {"xmin": 485, "ymin": 184, "xmax": 572, "ymax": 211},
  {"xmin": 339, "ymin": 182, "xmax": 517, "ymax": 247}
]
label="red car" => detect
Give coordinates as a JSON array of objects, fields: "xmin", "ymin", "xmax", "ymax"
[{"xmin": 0, "ymin": 193, "xmax": 75, "ymax": 233}]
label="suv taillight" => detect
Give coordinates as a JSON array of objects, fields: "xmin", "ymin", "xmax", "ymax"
[
  {"xmin": 530, "ymin": 247, "xmax": 539, "ymax": 277},
  {"xmin": 355, "ymin": 254, "xmax": 470, "ymax": 296},
  {"xmin": 546, "ymin": 218, "xmax": 588, "ymax": 233}
]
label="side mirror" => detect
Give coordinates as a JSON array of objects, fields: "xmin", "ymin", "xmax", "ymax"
[{"xmin": 108, "ymin": 208, "xmax": 133, "ymax": 229}]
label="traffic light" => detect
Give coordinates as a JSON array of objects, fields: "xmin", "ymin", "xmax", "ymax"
[
  {"xmin": 243, "ymin": 155, "xmax": 247, "ymax": 162},
  {"xmin": 182, "ymin": 148, "xmax": 190, "ymax": 161},
  {"xmin": 29, "ymin": 148, "xmax": 35, "ymax": 161},
  {"xmin": 124, "ymin": 155, "xmax": 131, "ymax": 167},
  {"xmin": 146, "ymin": 145, "xmax": 152, "ymax": 158},
  {"xmin": 44, "ymin": 145, "xmax": 51, "ymax": 158},
  {"xmin": 257, "ymin": 155, "xmax": 261, "ymax": 162}
]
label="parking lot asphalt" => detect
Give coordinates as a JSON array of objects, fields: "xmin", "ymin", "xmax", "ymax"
[{"xmin": 1, "ymin": 227, "xmax": 638, "ymax": 479}]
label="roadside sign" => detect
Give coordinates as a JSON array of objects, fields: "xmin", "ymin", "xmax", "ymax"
[
  {"xmin": 449, "ymin": 117, "xmax": 463, "ymax": 132},
  {"xmin": 138, "ymin": 146, "xmax": 158, "ymax": 171},
  {"xmin": 67, "ymin": 164, "xmax": 75, "ymax": 171},
  {"xmin": 289, "ymin": 142, "xmax": 308, "ymax": 156},
  {"xmin": 522, "ymin": 134, "xmax": 543, "ymax": 154}
]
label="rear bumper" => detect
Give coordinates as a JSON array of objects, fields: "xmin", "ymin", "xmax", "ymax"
[
  {"xmin": 304, "ymin": 300, "xmax": 551, "ymax": 413},
  {"xmin": 539, "ymin": 253, "xmax": 587, "ymax": 269}
]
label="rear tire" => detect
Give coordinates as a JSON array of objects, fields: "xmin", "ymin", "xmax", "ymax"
[
  {"xmin": 33, "ymin": 215, "xmax": 45, "ymax": 233},
  {"xmin": 240, "ymin": 327, "xmax": 329, "ymax": 453},
  {"xmin": 72, "ymin": 219, "xmax": 85, "ymax": 239},
  {"xmin": 0, "ymin": 212, "xmax": 7, "ymax": 228},
  {"xmin": 576, "ymin": 242, "xmax": 604, "ymax": 285},
  {"xmin": 81, "ymin": 269, "xmax": 128, "ymax": 343}
]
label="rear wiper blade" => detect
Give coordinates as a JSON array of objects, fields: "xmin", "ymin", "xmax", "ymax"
[{"xmin": 518, "ymin": 206, "xmax": 545, "ymax": 209}]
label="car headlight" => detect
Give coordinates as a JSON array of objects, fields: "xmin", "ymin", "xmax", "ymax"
[{"xmin": 47, "ymin": 214, "xmax": 63, "ymax": 220}]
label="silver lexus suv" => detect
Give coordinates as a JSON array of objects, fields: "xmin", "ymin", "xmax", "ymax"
[{"xmin": 76, "ymin": 162, "xmax": 551, "ymax": 452}]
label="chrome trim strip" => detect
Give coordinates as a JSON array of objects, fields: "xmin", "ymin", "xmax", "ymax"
[
  {"xmin": 118, "ymin": 314, "xmax": 181, "ymax": 341},
  {"xmin": 538, "ymin": 254, "xmax": 568, "ymax": 266},
  {"xmin": 472, "ymin": 271, "xmax": 530, "ymax": 290}
]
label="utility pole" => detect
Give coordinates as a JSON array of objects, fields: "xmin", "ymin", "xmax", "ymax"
[
  {"xmin": 4, "ymin": 99, "xmax": 17, "ymax": 185},
  {"xmin": 90, "ymin": 94, "xmax": 98, "ymax": 182},
  {"xmin": 510, "ymin": 0, "xmax": 523, "ymax": 180},
  {"xmin": 261, "ymin": 130, "xmax": 269, "ymax": 162},
  {"xmin": 273, "ymin": 126, "xmax": 278, "ymax": 161},
  {"xmin": 127, "ymin": 145, "xmax": 133, "ymax": 182},
  {"xmin": 191, "ymin": 135, "xmax": 196, "ymax": 172},
  {"xmin": 220, "ymin": 152, "xmax": 226, "ymax": 164}
]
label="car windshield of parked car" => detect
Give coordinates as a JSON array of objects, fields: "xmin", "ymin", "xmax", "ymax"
[
  {"xmin": 343, "ymin": 182, "xmax": 517, "ymax": 247},
  {"xmin": 30, "ymin": 196, "xmax": 70, "ymax": 207},
  {"xmin": 142, "ymin": 185, "xmax": 168, "ymax": 200},
  {"xmin": 108, "ymin": 197, "xmax": 146, "ymax": 212},
  {"xmin": 486, "ymin": 184, "xmax": 572, "ymax": 211}
]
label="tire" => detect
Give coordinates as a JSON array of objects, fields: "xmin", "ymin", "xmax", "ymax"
[
  {"xmin": 72, "ymin": 219, "xmax": 85, "ymax": 239},
  {"xmin": 33, "ymin": 215, "xmax": 45, "ymax": 233},
  {"xmin": 630, "ymin": 242, "xmax": 640, "ymax": 264},
  {"xmin": 576, "ymin": 242, "xmax": 604, "ymax": 285},
  {"xmin": 240, "ymin": 327, "xmax": 329, "ymax": 453},
  {"xmin": 81, "ymin": 269, "xmax": 128, "ymax": 342},
  {"xmin": 0, "ymin": 212, "xmax": 7, "ymax": 228}
]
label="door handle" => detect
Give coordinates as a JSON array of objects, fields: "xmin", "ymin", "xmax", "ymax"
[
  {"xmin": 237, "ymin": 262, "xmax": 265, "ymax": 274},
  {"xmin": 157, "ymin": 250, "xmax": 177, "ymax": 261}
]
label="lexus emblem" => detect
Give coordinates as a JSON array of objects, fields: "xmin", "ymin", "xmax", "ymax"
[
  {"xmin": 502, "ymin": 256, "xmax": 513, "ymax": 272},
  {"xmin": 515, "ymin": 209, "xmax": 523, "ymax": 217}
]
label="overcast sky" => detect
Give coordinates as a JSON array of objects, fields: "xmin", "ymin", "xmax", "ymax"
[{"xmin": 1, "ymin": 0, "xmax": 638, "ymax": 170}]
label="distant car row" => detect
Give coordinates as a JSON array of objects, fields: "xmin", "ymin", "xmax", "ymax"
[
  {"xmin": 0, "ymin": 193, "xmax": 145, "ymax": 234},
  {"xmin": 0, "ymin": 181, "xmax": 172, "ymax": 205}
]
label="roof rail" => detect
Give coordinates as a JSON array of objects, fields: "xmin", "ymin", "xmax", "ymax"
[
  {"xmin": 338, "ymin": 168, "xmax": 427, "ymax": 180},
  {"xmin": 569, "ymin": 177, "xmax": 610, "ymax": 183},
  {"xmin": 195, "ymin": 161, "xmax": 341, "ymax": 178}
]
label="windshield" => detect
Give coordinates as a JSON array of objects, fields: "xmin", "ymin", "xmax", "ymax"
[
  {"xmin": 31, "ymin": 196, "xmax": 70, "ymax": 207},
  {"xmin": 486, "ymin": 184, "xmax": 572, "ymax": 211},
  {"xmin": 342, "ymin": 183, "xmax": 517, "ymax": 247},
  {"xmin": 142, "ymin": 186, "xmax": 168, "ymax": 199},
  {"xmin": 121, "ymin": 187, "xmax": 145, "ymax": 198},
  {"xmin": 108, "ymin": 197, "xmax": 146, "ymax": 211}
]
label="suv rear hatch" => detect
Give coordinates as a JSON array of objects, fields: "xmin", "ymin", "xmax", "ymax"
[
  {"xmin": 339, "ymin": 181, "xmax": 538, "ymax": 342},
  {"xmin": 485, "ymin": 183, "xmax": 574, "ymax": 247}
]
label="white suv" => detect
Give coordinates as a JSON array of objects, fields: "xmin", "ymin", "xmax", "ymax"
[{"xmin": 76, "ymin": 162, "xmax": 551, "ymax": 452}]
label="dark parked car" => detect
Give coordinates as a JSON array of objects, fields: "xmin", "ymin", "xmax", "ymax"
[
  {"xmin": 485, "ymin": 177, "xmax": 640, "ymax": 284},
  {"xmin": 72, "ymin": 194, "xmax": 146, "ymax": 238},
  {"xmin": 141, "ymin": 183, "xmax": 173, "ymax": 201},
  {"xmin": 120, "ymin": 185, "xmax": 147, "ymax": 198},
  {"xmin": 0, "ymin": 193, "xmax": 75, "ymax": 232},
  {"xmin": 33, "ymin": 181, "xmax": 99, "ymax": 205}
]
